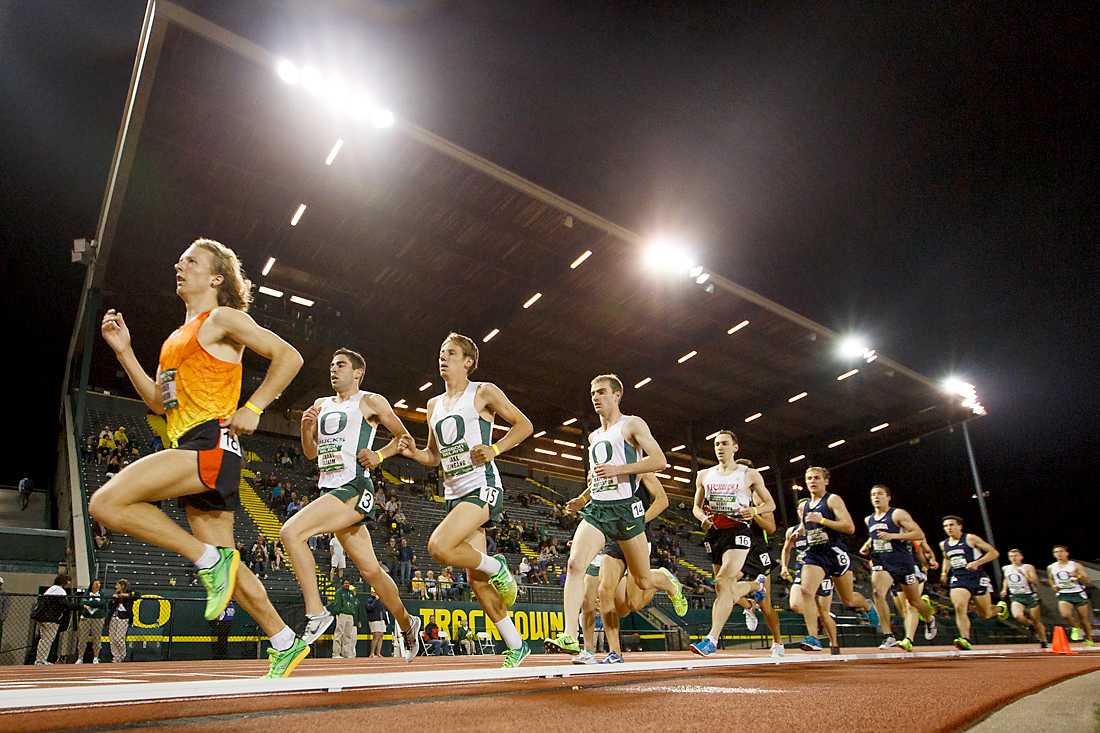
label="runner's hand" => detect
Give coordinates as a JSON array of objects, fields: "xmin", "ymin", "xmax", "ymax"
[
  {"xmin": 301, "ymin": 405, "xmax": 320, "ymax": 428},
  {"xmin": 928, "ymin": 558, "xmax": 939, "ymax": 570},
  {"xmin": 564, "ymin": 496, "xmax": 585, "ymax": 515},
  {"xmin": 804, "ymin": 511, "xmax": 823, "ymax": 524},
  {"xmin": 780, "ymin": 566, "xmax": 792, "ymax": 581},
  {"xmin": 101, "ymin": 309, "xmax": 132, "ymax": 354},
  {"xmin": 470, "ymin": 444, "xmax": 495, "ymax": 466},
  {"xmin": 358, "ymin": 448, "xmax": 383, "ymax": 469},
  {"xmin": 964, "ymin": 561, "xmax": 981, "ymax": 571},
  {"xmin": 700, "ymin": 516, "xmax": 714, "ymax": 530},
  {"xmin": 226, "ymin": 406, "xmax": 259, "ymax": 438},
  {"xmin": 594, "ymin": 463, "xmax": 623, "ymax": 479}
]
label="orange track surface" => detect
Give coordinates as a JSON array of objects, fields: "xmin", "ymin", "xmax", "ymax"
[{"xmin": 3, "ymin": 648, "xmax": 1098, "ymax": 732}]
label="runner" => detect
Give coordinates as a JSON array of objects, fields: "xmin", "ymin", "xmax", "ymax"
[
  {"xmin": 401, "ymin": 332, "xmax": 533, "ymax": 667},
  {"xmin": 91, "ymin": 238, "xmax": 309, "ymax": 678},
  {"xmin": 1047, "ymin": 545, "xmax": 1094, "ymax": 646},
  {"xmin": 280, "ymin": 348, "xmax": 421, "ymax": 659},
  {"xmin": 796, "ymin": 466, "xmax": 876, "ymax": 654},
  {"xmin": 996, "ymin": 548, "xmax": 1047, "ymax": 648},
  {"xmin": 689, "ymin": 431, "xmax": 774, "ymax": 656},
  {"xmin": 939, "ymin": 515, "xmax": 999, "ymax": 650},
  {"xmin": 780, "ymin": 502, "xmax": 836, "ymax": 651},
  {"xmin": 863, "ymin": 484, "xmax": 937, "ymax": 651},
  {"xmin": 731, "ymin": 464, "xmax": 785, "ymax": 658},
  {"xmin": 572, "ymin": 552, "xmax": 605, "ymax": 664},
  {"xmin": 544, "ymin": 374, "xmax": 667, "ymax": 658}
]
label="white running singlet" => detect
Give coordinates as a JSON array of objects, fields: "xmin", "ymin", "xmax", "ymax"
[
  {"xmin": 586, "ymin": 416, "xmax": 640, "ymax": 502},
  {"xmin": 316, "ymin": 391, "xmax": 377, "ymax": 489},
  {"xmin": 1002, "ymin": 564, "xmax": 1034, "ymax": 595},
  {"xmin": 1048, "ymin": 561, "xmax": 1085, "ymax": 593},
  {"xmin": 430, "ymin": 382, "xmax": 501, "ymax": 501}
]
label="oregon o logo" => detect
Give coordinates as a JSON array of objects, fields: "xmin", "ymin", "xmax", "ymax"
[
  {"xmin": 590, "ymin": 440, "xmax": 613, "ymax": 465},
  {"xmin": 435, "ymin": 415, "xmax": 466, "ymax": 447},
  {"xmin": 319, "ymin": 411, "xmax": 348, "ymax": 436},
  {"xmin": 132, "ymin": 595, "xmax": 171, "ymax": 628}
]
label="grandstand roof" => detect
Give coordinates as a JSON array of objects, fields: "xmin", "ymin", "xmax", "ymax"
[{"xmin": 78, "ymin": 2, "xmax": 981, "ymax": 503}]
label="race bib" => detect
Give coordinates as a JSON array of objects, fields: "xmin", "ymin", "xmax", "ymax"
[
  {"xmin": 949, "ymin": 554, "xmax": 967, "ymax": 570},
  {"xmin": 316, "ymin": 442, "xmax": 345, "ymax": 474},
  {"xmin": 440, "ymin": 441, "xmax": 474, "ymax": 479},
  {"xmin": 806, "ymin": 528, "xmax": 828, "ymax": 546},
  {"xmin": 588, "ymin": 468, "xmax": 617, "ymax": 494},
  {"xmin": 159, "ymin": 369, "xmax": 179, "ymax": 410},
  {"xmin": 820, "ymin": 578, "xmax": 834, "ymax": 593},
  {"xmin": 630, "ymin": 500, "xmax": 645, "ymax": 519},
  {"xmin": 758, "ymin": 552, "xmax": 772, "ymax": 567},
  {"xmin": 218, "ymin": 427, "xmax": 242, "ymax": 456},
  {"xmin": 479, "ymin": 485, "xmax": 500, "ymax": 506},
  {"xmin": 357, "ymin": 487, "xmax": 375, "ymax": 514},
  {"xmin": 735, "ymin": 535, "xmax": 751, "ymax": 548},
  {"xmin": 708, "ymin": 492, "xmax": 741, "ymax": 515},
  {"xmin": 872, "ymin": 538, "xmax": 893, "ymax": 554}
]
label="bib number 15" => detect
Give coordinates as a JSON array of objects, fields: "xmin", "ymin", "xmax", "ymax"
[{"xmin": 479, "ymin": 486, "xmax": 500, "ymax": 506}]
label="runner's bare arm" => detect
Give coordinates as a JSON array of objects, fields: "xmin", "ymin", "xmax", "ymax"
[
  {"xmin": 639, "ymin": 473, "xmax": 668, "ymax": 523},
  {"xmin": 885, "ymin": 509, "xmax": 927, "ymax": 542},
  {"xmin": 965, "ymin": 534, "xmax": 999, "ymax": 570},
  {"xmin": 595, "ymin": 416, "xmax": 665, "ymax": 478},
  {"xmin": 402, "ymin": 397, "xmax": 441, "ymax": 467},
  {"xmin": 358, "ymin": 393, "xmax": 413, "ymax": 468},
  {"xmin": 100, "ymin": 309, "xmax": 162, "ymax": 414},
  {"xmin": 471, "ymin": 383, "xmax": 533, "ymax": 465},
  {"xmin": 821, "ymin": 494, "xmax": 856, "ymax": 534},
  {"xmin": 300, "ymin": 397, "xmax": 324, "ymax": 460},
  {"xmin": 692, "ymin": 470, "xmax": 711, "ymax": 528}
]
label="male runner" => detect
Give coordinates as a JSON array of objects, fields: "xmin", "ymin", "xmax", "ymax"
[
  {"xmin": 1048, "ymin": 545, "xmax": 1094, "ymax": 646},
  {"xmin": 781, "ymin": 503, "xmax": 836, "ymax": 651},
  {"xmin": 572, "ymin": 553, "xmax": 605, "ymax": 664},
  {"xmin": 544, "ymin": 374, "xmax": 667, "ymax": 658},
  {"xmin": 280, "ymin": 348, "xmax": 421, "ymax": 658},
  {"xmin": 863, "ymin": 484, "xmax": 937, "ymax": 651},
  {"xmin": 996, "ymin": 548, "xmax": 1047, "ymax": 647},
  {"xmin": 92, "ymin": 238, "xmax": 309, "ymax": 678},
  {"xmin": 939, "ymin": 515, "xmax": 999, "ymax": 650},
  {"xmin": 737, "ymin": 484, "xmax": 786, "ymax": 657},
  {"xmin": 402, "ymin": 333, "xmax": 533, "ymax": 667},
  {"xmin": 690, "ymin": 431, "xmax": 774, "ymax": 656},
  {"xmin": 584, "ymin": 472, "xmax": 687, "ymax": 663},
  {"xmin": 797, "ymin": 466, "xmax": 877, "ymax": 654}
]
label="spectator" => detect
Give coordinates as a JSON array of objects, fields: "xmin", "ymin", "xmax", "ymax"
[
  {"xmin": 32, "ymin": 573, "xmax": 72, "ymax": 665},
  {"xmin": 397, "ymin": 538, "xmax": 413, "ymax": 588},
  {"xmin": 107, "ymin": 579, "xmax": 133, "ymax": 663},
  {"xmin": 328, "ymin": 580, "xmax": 359, "ymax": 659},
  {"xmin": 453, "ymin": 617, "xmax": 476, "ymax": 655},
  {"xmin": 209, "ymin": 600, "xmax": 235, "ymax": 660},
  {"xmin": 422, "ymin": 621, "xmax": 451, "ymax": 656},
  {"xmin": 96, "ymin": 427, "xmax": 114, "ymax": 464},
  {"xmin": 363, "ymin": 590, "xmax": 388, "ymax": 657},
  {"xmin": 452, "ymin": 568, "xmax": 468, "ymax": 600},
  {"xmin": 329, "ymin": 535, "xmax": 346, "ymax": 581},
  {"xmin": 438, "ymin": 567, "xmax": 454, "ymax": 600},
  {"xmin": 105, "ymin": 451, "xmax": 122, "ymax": 479},
  {"xmin": 74, "ymin": 579, "xmax": 106, "ymax": 664},
  {"xmin": 393, "ymin": 507, "xmax": 409, "ymax": 535},
  {"xmin": 249, "ymin": 539, "xmax": 268, "ymax": 579},
  {"xmin": 594, "ymin": 612, "xmax": 605, "ymax": 652},
  {"xmin": 273, "ymin": 541, "xmax": 286, "ymax": 571},
  {"xmin": 18, "ymin": 477, "xmax": 33, "ymax": 511},
  {"xmin": 113, "ymin": 425, "xmax": 128, "ymax": 450},
  {"xmin": 412, "ymin": 571, "xmax": 427, "ymax": 600},
  {"xmin": 425, "ymin": 570, "xmax": 438, "ymax": 600},
  {"xmin": 286, "ymin": 493, "xmax": 301, "ymax": 519},
  {"xmin": 82, "ymin": 434, "xmax": 96, "ymax": 462},
  {"xmin": 150, "ymin": 433, "xmax": 163, "ymax": 452},
  {"xmin": 384, "ymin": 496, "xmax": 399, "ymax": 518},
  {"xmin": 518, "ymin": 556, "xmax": 532, "ymax": 584}
]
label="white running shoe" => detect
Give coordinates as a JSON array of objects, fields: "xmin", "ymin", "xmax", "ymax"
[
  {"xmin": 92, "ymin": 657, "xmax": 101, "ymax": 664},
  {"xmin": 743, "ymin": 607, "xmax": 759, "ymax": 632},
  {"xmin": 302, "ymin": 610, "xmax": 335, "ymax": 645},
  {"xmin": 770, "ymin": 643, "xmax": 785, "ymax": 658},
  {"xmin": 401, "ymin": 616, "xmax": 423, "ymax": 662},
  {"xmin": 924, "ymin": 615, "xmax": 938, "ymax": 641},
  {"xmin": 75, "ymin": 658, "xmax": 84, "ymax": 664},
  {"xmin": 878, "ymin": 635, "xmax": 898, "ymax": 649},
  {"xmin": 572, "ymin": 650, "xmax": 598, "ymax": 665}
]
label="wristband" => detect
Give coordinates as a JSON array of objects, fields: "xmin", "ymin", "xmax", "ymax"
[
  {"xmin": 491, "ymin": 444, "xmax": 501, "ymax": 457},
  {"xmin": 244, "ymin": 401, "xmax": 264, "ymax": 416},
  {"xmin": 375, "ymin": 450, "xmax": 385, "ymax": 465}
]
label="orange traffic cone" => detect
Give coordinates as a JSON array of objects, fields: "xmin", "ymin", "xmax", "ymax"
[{"xmin": 1051, "ymin": 625, "xmax": 1076, "ymax": 655}]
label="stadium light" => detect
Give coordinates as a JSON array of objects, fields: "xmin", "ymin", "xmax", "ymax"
[
  {"xmin": 373, "ymin": 108, "xmax": 396, "ymax": 129},
  {"xmin": 276, "ymin": 59, "xmax": 299, "ymax": 85},
  {"xmin": 533, "ymin": 430, "xmax": 547, "ymax": 438},
  {"xmin": 837, "ymin": 335, "xmax": 876, "ymax": 361},
  {"xmin": 705, "ymin": 430, "xmax": 720, "ymax": 440},
  {"xmin": 553, "ymin": 439, "xmax": 578, "ymax": 448},
  {"xmin": 415, "ymin": 407, "xmax": 427, "ymax": 413},
  {"xmin": 788, "ymin": 392, "xmax": 808, "ymax": 403},
  {"xmin": 561, "ymin": 453, "xmax": 583, "ymax": 461},
  {"xmin": 673, "ymin": 476, "xmax": 691, "ymax": 483},
  {"xmin": 482, "ymin": 328, "xmax": 499, "ymax": 343},
  {"xmin": 828, "ymin": 439, "xmax": 846, "ymax": 448},
  {"xmin": 418, "ymin": 382, "xmax": 432, "ymax": 392},
  {"xmin": 289, "ymin": 295, "xmax": 314, "ymax": 307},
  {"xmin": 261, "ymin": 257, "xmax": 276, "ymax": 276},
  {"xmin": 677, "ymin": 350, "xmax": 697, "ymax": 364},
  {"xmin": 634, "ymin": 377, "xmax": 652, "ymax": 388},
  {"xmin": 669, "ymin": 444, "xmax": 685, "ymax": 452},
  {"xmin": 300, "ymin": 65, "xmax": 324, "ymax": 95},
  {"xmin": 672, "ymin": 466, "xmax": 691, "ymax": 473},
  {"xmin": 290, "ymin": 204, "xmax": 307, "ymax": 226},
  {"xmin": 870, "ymin": 422, "xmax": 889, "ymax": 432},
  {"xmin": 642, "ymin": 236, "xmax": 695, "ymax": 276},
  {"xmin": 758, "ymin": 465, "xmax": 770, "ymax": 472},
  {"xmin": 837, "ymin": 368, "xmax": 859, "ymax": 381},
  {"xmin": 789, "ymin": 454, "xmax": 806, "ymax": 463},
  {"xmin": 325, "ymin": 139, "xmax": 344, "ymax": 166},
  {"xmin": 534, "ymin": 448, "xmax": 557, "ymax": 456},
  {"xmin": 727, "ymin": 320, "xmax": 749, "ymax": 335},
  {"xmin": 655, "ymin": 472, "xmax": 672, "ymax": 479},
  {"xmin": 744, "ymin": 412, "xmax": 762, "ymax": 423},
  {"xmin": 942, "ymin": 376, "xmax": 987, "ymax": 416},
  {"xmin": 257, "ymin": 285, "xmax": 283, "ymax": 298},
  {"xmin": 393, "ymin": 399, "xmax": 407, "ymax": 409},
  {"xmin": 523, "ymin": 292, "xmax": 542, "ymax": 309},
  {"xmin": 562, "ymin": 418, "xmax": 577, "ymax": 426},
  {"xmin": 570, "ymin": 250, "xmax": 592, "ymax": 269}
]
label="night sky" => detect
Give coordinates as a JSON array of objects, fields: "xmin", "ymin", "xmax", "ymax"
[{"xmin": 2, "ymin": 1, "xmax": 1095, "ymax": 562}]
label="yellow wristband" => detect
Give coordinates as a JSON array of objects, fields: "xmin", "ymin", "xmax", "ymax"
[
  {"xmin": 376, "ymin": 450, "xmax": 385, "ymax": 465},
  {"xmin": 491, "ymin": 444, "xmax": 501, "ymax": 457},
  {"xmin": 244, "ymin": 401, "xmax": 264, "ymax": 416}
]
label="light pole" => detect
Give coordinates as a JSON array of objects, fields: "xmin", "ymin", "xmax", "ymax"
[{"xmin": 961, "ymin": 421, "xmax": 1000, "ymax": 587}]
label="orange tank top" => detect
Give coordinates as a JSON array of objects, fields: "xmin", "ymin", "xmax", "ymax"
[{"xmin": 157, "ymin": 311, "xmax": 242, "ymax": 445}]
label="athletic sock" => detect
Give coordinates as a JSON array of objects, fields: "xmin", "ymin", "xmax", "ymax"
[
  {"xmin": 270, "ymin": 626, "xmax": 295, "ymax": 651},
  {"xmin": 194, "ymin": 544, "xmax": 220, "ymax": 570},
  {"xmin": 706, "ymin": 634, "xmax": 719, "ymax": 646},
  {"xmin": 496, "ymin": 617, "xmax": 522, "ymax": 649},
  {"xmin": 476, "ymin": 553, "xmax": 503, "ymax": 576}
]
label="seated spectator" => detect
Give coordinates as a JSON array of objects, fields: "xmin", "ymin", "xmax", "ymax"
[
  {"xmin": 453, "ymin": 617, "xmax": 476, "ymax": 655},
  {"xmin": 150, "ymin": 434, "xmax": 163, "ymax": 452},
  {"xmin": 452, "ymin": 568, "xmax": 468, "ymax": 599},
  {"xmin": 97, "ymin": 427, "xmax": 114, "ymax": 464},
  {"xmin": 113, "ymin": 425, "xmax": 128, "ymax": 451},
  {"xmin": 438, "ymin": 567, "xmax": 454, "ymax": 600},
  {"xmin": 286, "ymin": 494, "xmax": 301, "ymax": 519},
  {"xmin": 425, "ymin": 570, "xmax": 438, "ymax": 600},
  {"xmin": 105, "ymin": 451, "xmax": 122, "ymax": 479},
  {"xmin": 412, "ymin": 571, "xmax": 427, "ymax": 600},
  {"xmin": 422, "ymin": 622, "xmax": 450, "ymax": 656},
  {"xmin": 249, "ymin": 539, "xmax": 268, "ymax": 579},
  {"xmin": 518, "ymin": 556, "xmax": 532, "ymax": 584},
  {"xmin": 273, "ymin": 541, "xmax": 286, "ymax": 570},
  {"xmin": 82, "ymin": 434, "xmax": 96, "ymax": 461}
]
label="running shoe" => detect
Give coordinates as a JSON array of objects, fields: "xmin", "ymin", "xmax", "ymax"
[
  {"xmin": 743, "ymin": 607, "xmax": 759, "ymax": 632},
  {"xmin": 690, "ymin": 638, "xmax": 718, "ymax": 657},
  {"xmin": 657, "ymin": 567, "xmax": 689, "ymax": 616},
  {"xmin": 799, "ymin": 635, "xmax": 823, "ymax": 652},
  {"xmin": 1039, "ymin": 638, "xmax": 1048, "ymax": 649},
  {"xmin": 749, "ymin": 575, "xmax": 767, "ymax": 603},
  {"xmin": 401, "ymin": 616, "xmax": 422, "ymax": 662},
  {"xmin": 1086, "ymin": 639, "xmax": 1095, "ymax": 648},
  {"xmin": 878, "ymin": 635, "xmax": 898, "ymax": 649},
  {"xmin": 572, "ymin": 650, "xmax": 598, "ymax": 665},
  {"xmin": 897, "ymin": 637, "xmax": 913, "ymax": 652},
  {"xmin": 996, "ymin": 600, "xmax": 1009, "ymax": 621},
  {"xmin": 953, "ymin": 636, "xmax": 973, "ymax": 651},
  {"xmin": 501, "ymin": 642, "xmax": 530, "ymax": 669},
  {"xmin": 830, "ymin": 646, "xmax": 841, "ymax": 655},
  {"xmin": 301, "ymin": 610, "xmax": 334, "ymax": 646},
  {"xmin": 599, "ymin": 651, "xmax": 625, "ymax": 664},
  {"xmin": 197, "ymin": 547, "xmax": 240, "ymax": 621},
  {"xmin": 263, "ymin": 637, "xmax": 310, "ymax": 678},
  {"xmin": 544, "ymin": 633, "xmax": 581, "ymax": 655},
  {"xmin": 770, "ymin": 643, "xmax": 785, "ymax": 658},
  {"xmin": 1070, "ymin": 627, "xmax": 1083, "ymax": 642},
  {"xmin": 866, "ymin": 605, "xmax": 880, "ymax": 629},
  {"xmin": 924, "ymin": 614, "xmax": 939, "ymax": 641},
  {"xmin": 489, "ymin": 554, "xmax": 518, "ymax": 607}
]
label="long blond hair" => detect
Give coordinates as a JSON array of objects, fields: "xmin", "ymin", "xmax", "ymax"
[{"xmin": 193, "ymin": 238, "xmax": 253, "ymax": 311}]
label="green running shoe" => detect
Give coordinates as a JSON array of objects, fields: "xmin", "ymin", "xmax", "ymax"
[
  {"xmin": 897, "ymin": 637, "xmax": 913, "ymax": 652},
  {"xmin": 658, "ymin": 567, "xmax": 688, "ymax": 616},
  {"xmin": 264, "ymin": 637, "xmax": 310, "ymax": 679},
  {"xmin": 501, "ymin": 642, "xmax": 531, "ymax": 668},
  {"xmin": 543, "ymin": 633, "xmax": 581, "ymax": 655},
  {"xmin": 488, "ymin": 554, "xmax": 518, "ymax": 608},
  {"xmin": 197, "ymin": 547, "xmax": 240, "ymax": 621},
  {"xmin": 953, "ymin": 636, "xmax": 972, "ymax": 651},
  {"xmin": 996, "ymin": 600, "xmax": 1009, "ymax": 621}
]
